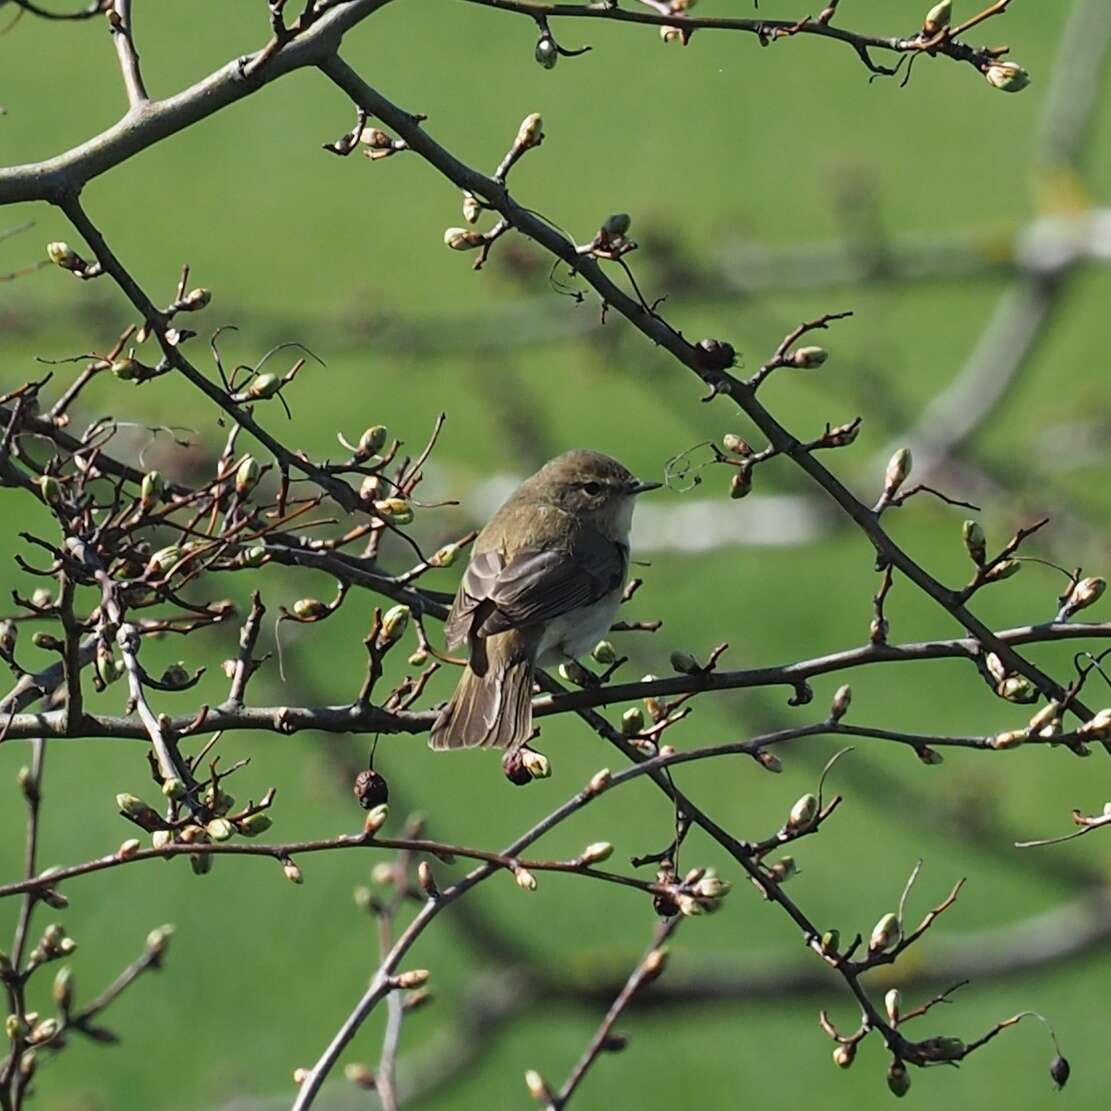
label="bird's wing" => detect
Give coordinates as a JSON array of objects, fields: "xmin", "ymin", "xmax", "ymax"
[{"xmin": 443, "ymin": 530, "xmax": 626, "ymax": 647}]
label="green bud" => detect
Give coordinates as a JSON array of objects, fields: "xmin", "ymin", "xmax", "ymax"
[
  {"xmin": 521, "ymin": 749, "xmax": 551, "ymax": 779},
  {"xmin": 206, "ymin": 818, "xmax": 235, "ymax": 842},
  {"xmin": 29, "ymin": 1018, "xmax": 58, "ymax": 1045},
  {"xmin": 591, "ymin": 640, "xmax": 617, "ymax": 665},
  {"xmin": 242, "ymin": 544, "xmax": 267, "ymax": 567},
  {"xmin": 820, "ymin": 929, "xmax": 840, "ymax": 955},
  {"xmin": 791, "ymin": 345, "xmax": 828, "ymax": 369},
  {"xmin": 962, "ymin": 519, "xmax": 987, "ymax": 565},
  {"xmin": 580, "ymin": 841, "xmax": 614, "ymax": 864},
  {"xmin": 46, "ymin": 241, "xmax": 82, "ymax": 269},
  {"xmin": 161, "ymin": 778, "xmax": 185, "ymax": 800},
  {"xmin": 38, "ymin": 475, "xmax": 61, "ymax": 505},
  {"xmin": 869, "ymin": 912, "xmax": 901, "ymax": 952},
  {"xmin": 983, "ymin": 559, "xmax": 1021, "ymax": 583},
  {"xmin": 151, "ymin": 830, "xmax": 173, "ymax": 850},
  {"xmin": 999, "ymin": 675, "xmax": 1037, "ymax": 703},
  {"xmin": 111, "ymin": 357, "xmax": 141, "ymax": 381},
  {"xmin": 140, "ymin": 470, "xmax": 163, "ymax": 504},
  {"xmin": 883, "ymin": 448, "xmax": 912, "ymax": 498},
  {"xmin": 788, "ymin": 793, "xmax": 819, "ymax": 830},
  {"xmin": 985, "ymin": 61, "xmax": 1031, "ymax": 92},
  {"xmin": 146, "ymin": 924, "xmax": 174, "ymax": 956},
  {"xmin": 31, "ymin": 631, "xmax": 62, "ymax": 651},
  {"xmin": 602, "ymin": 213, "xmax": 631, "ymax": 237},
  {"xmin": 190, "ymin": 852, "xmax": 213, "ymax": 876},
  {"xmin": 443, "ymin": 227, "xmax": 484, "ymax": 251},
  {"xmin": 923, "ymin": 0, "xmax": 951, "ymax": 33},
  {"xmin": 52, "ymin": 967, "xmax": 74, "ymax": 1010},
  {"xmin": 379, "ymin": 604, "xmax": 411, "ymax": 644},
  {"xmin": 182, "ymin": 287, "xmax": 211, "ymax": 310},
  {"xmin": 621, "ymin": 706, "xmax": 645, "ymax": 735},
  {"xmin": 246, "ymin": 373, "xmax": 281, "ymax": 400},
  {"xmin": 236, "ymin": 812, "xmax": 272, "ymax": 837},
  {"xmin": 429, "ymin": 542, "xmax": 461, "ymax": 568},
  {"xmin": 364, "ymin": 803, "xmax": 389, "ymax": 836},
  {"xmin": 884, "ymin": 987, "xmax": 902, "ymax": 1024},
  {"xmin": 769, "ymin": 856, "xmax": 797, "ymax": 882},
  {"xmin": 669, "ymin": 650, "xmax": 700, "ymax": 675},
  {"xmin": 292, "ymin": 597, "xmax": 327, "ymax": 620},
  {"xmin": 887, "ymin": 1061, "xmax": 910, "ymax": 1098},
  {"xmin": 148, "ymin": 546, "xmax": 182, "ymax": 575},
  {"xmin": 235, "ymin": 456, "xmax": 261, "ymax": 495},
  {"xmin": 359, "ymin": 426, "xmax": 388, "ymax": 455},
  {"xmin": 462, "ymin": 192, "xmax": 482, "ymax": 224},
  {"xmin": 374, "ymin": 497, "xmax": 414, "ymax": 525}
]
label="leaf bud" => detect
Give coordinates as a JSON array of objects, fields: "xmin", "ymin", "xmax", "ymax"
[
  {"xmin": 962, "ymin": 520, "xmax": 987, "ymax": 565},
  {"xmin": 364, "ymin": 803, "xmax": 389, "ymax": 836},
  {"xmin": 235, "ymin": 455, "xmax": 261, "ymax": 495},
  {"xmin": 1078, "ymin": 707, "xmax": 1111, "ymax": 739},
  {"xmin": 151, "ymin": 830, "xmax": 173, "ymax": 850},
  {"xmin": 788, "ymin": 793, "xmax": 819, "ymax": 831},
  {"xmin": 830, "ymin": 684, "xmax": 852, "ymax": 722},
  {"xmin": 374, "ymin": 497, "xmax": 414, "ymax": 525},
  {"xmin": 660, "ymin": 24, "xmax": 682, "ymax": 43},
  {"xmin": 884, "ymin": 987, "xmax": 902, "ymax": 1024},
  {"xmin": 525, "ymin": 1069, "xmax": 554, "ymax": 1102},
  {"xmin": 181, "ymin": 287, "xmax": 211, "ymax": 310},
  {"xmin": 580, "ymin": 841, "xmax": 614, "ymax": 865},
  {"xmin": 917, "ymin": 745, "xmax": 944, "ymax": 765},
  {"xmin": 190, "ymin": 852, "xmax": 213, "ymax": 875},
  {"xmin": 621, "ymin": 706, "xmax": 645, "ymax": 735},
  {"xmin": 443, "ymin": 227, "xmax": 485, "ymax": 251},
  {"xmin": 345, "ymin": 1063, "xmax": 377, "ymax": 1089},
  {"xmin": 883, "ymin": 448, "xmax": 912, "ymax": 498},
  {"xmin": 148, "ymin": 546, "xmax": 182, "ymax": 575},
  {"xmin": 117, "ymin": 838, "xmax": 141, "ymax": 860},
  {"xmin": 588, "ymin": 768, "xmax": 612, "ymax": 794},
  {"xmin": 676, "ymin": 894, "xmax": 704, "ymax": 916},
  {"xmin": 52, "ymin": 966, "xmax": 74, "ymax": 1010},
  {"xmin": 160, "ymin": 663, "xmax": 190, "ymax": 690},
  {"xmin": 429, "ymin": 542, "xmax": 461, "ymax": 568},
  {"xmin": 417, "ymin": 860, "xmax": 438, "ymax": 897},
  {"xmin": 722, "ymin": 433, "xmax": 752, "ymax": 456},
  {"xmin": 729, "ymin": 466, "xmax": 753, "ymax": 499},
  {"xmin": 229, "ymin": 813, "xmax": 270, "ymax": 842},
  {"xmin": 379, "ymin": 604, "xmax": 411, "ymax": 644},
  {"xmin": 146, "ymin": 924, "xmax": 175, "ymax": 956},
  {"xmin": 111, "ymin": 357, "xmax": 141, "ymax": 380},
  {"xmin": 282, "ymin": 859, "xmax": 303, "ymax": 885},
  {"xmin": 669, "ymin": 650, "xmax": 700, "ymax": 675},
  {"xmin": 833, "ymin": 1043, "xmax": 856, "ymax": 1068},
  {"xmin": 985, "ymin": 61, "xmax": 1031, "ymax": 92},
  {"xmin": 769, "ymin": 856, "xmax": 797, "ymax": 883},
  {"xmin": 694, "ymin": 872, "xmax": 732, "ymax": 899},
  {"xmin": 395, "ymin": 968, "xmax": 430, "ymax": 989},
  {"xmin": 990, "ymin": 728, "xmax": 1028, "ymax": 750},
  {"xmin": 29, "ymin": 1018, "xmax": 59, "ymax": 1045},
  {"xmin": 755, "ymin": 749, "xmax": 783, "ymax": 773},
  {"xmin": 923, "ymin": 0, "xmax": 951, "ymax": 34},
  {"xmin": 602, "ymin": 213, "xmax": 631, "ymax": 237},
  {"xmin": 642, "ymin": 947, "xmax": 670, "ymax": 979},
  {"xmin": 515, "ymin": 868, "xmax": 538, "ymax": 892},
  {"xmin": 869, "ymin": 912, "xmax": 901, "ymax": 952},
  {"xmin": 1064, "ymin": 576, "xmax": 1106, "ymax": 616},
  {"xmin": 820, "ymin": 929, "xmax": 840, "ymax": 955},
  {"xmin": 47, "ymin": 241, "xmax": 83, "ymax": 270},
  {"xmin": 791, "ymin": 345, "xmax": 828, "ymax": 369},
  {"xmin": 206, "ymin": 818, "xmax": 235, "ymax": 842},
  {"xmin": 292, "ymin": 597, "xmax": 327, "ymax": 620},
  {"xmin": 462, "ymin": 192, "xmax": 481, "ymax": 224},
  {"xmin": 242, "ymin": 544, "xmax": 267, "ymax": 567},
  {"xmin": 43, "ymin": 891, "xmax": 70, "ymax": 912},
  {"xmin": 116, "ymin": 793, "xmax": 162, "ymax": 828},
  {"xmin": 983, "ymin": 558, "xmax": 1021, "ymax": 584},
  {"xmin": 887, "ymin": 1060, "xmax": 910, "ymax": 1098},
  {"xmin": 140, "ymin": 470, "xmax": 163, "ymax": 505},
  {"xmin": 38, "ymin": 474, "xmax": 61, "ymax": 505},
  {"xmin": 521, "ymin": 749, "xmax": 551, "ymax": 779},
  {"xmin": 358, "ymin": 425, "xmax": 388, "ymax": 455},
  {"xmin": 999, "ymin": 675, "xmax": 1037, "ymax": 703},
  {"xmin": 591, "ymin": 640, "xmax": 617, "ymax": 665}
]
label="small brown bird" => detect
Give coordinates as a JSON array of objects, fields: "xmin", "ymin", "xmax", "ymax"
[{"xmin": 429, "ymin": 450, "xmax": 661, "ymax": 752}]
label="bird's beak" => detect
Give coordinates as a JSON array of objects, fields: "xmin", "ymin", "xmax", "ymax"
[{"xmin": 629, "ymin": 479, "xmax": 663, "ymax": 495}]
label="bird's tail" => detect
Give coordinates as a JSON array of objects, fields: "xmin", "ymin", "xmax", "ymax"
[{"xmin": 429, "ymin": 630, "xmax": 537, "ymax": 751}]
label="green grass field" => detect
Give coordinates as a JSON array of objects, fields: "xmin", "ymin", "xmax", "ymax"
[{"xmin": 3, "ymin": 2, "xmax": 1111, "ymax": 1108}]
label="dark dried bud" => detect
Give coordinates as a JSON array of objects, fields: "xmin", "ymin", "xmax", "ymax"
[
  {"xmin": 601, "ymin": 1033, "xmax": 628, "ymax": 1053},
  {"xmin": 353, "ymin": 768, "xmax": 389, "ymax": 810},
  {"xmin": 653, "ymin": 892, "xmax": 680, "ymax": 917},
  {"xmin": 694, "ymin": 338, "xmax": 736, "ymax": 373},
  {"xmin": 887, "ymin": 1060, "xmax": 910, "ymax": 1098},
  {"xmin": 1050, "ymin": 1054, "xmax": 1070, "ymax": 1090},
  {"xmin": 502, "ymin": 751, "xmax": 533, "ymax": 786}
]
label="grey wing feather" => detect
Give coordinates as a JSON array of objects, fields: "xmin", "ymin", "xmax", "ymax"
[
  {"xmin": 443, "ymin": 549, "xmax": 503, "ymax": 649},
  {"xmin": 480, "ymin": 531, "xmax": 625, "ymax": 638}
]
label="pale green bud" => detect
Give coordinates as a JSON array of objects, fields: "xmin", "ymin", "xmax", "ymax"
[
  {"xmin": 884, "ymin": 987, "xmax": 902, "ymax": 1024},
  {"xmin": 364, "ymin": 803, "xmax": 389, "ymax": 836},
  {"xmin": 985, "ymin": 61, "xmax": 1031, "ymax": 92},
  {"xmin": 580, "ymin": 841, "xmax": 614, "ymax": 865},
  {"xmin": 111, "ymin": 357, "xmax": 141, "ymax": 381},
  {"xmin": 117, "ymin": 838, "xmax": 141, "ymax": 860},
  {"xmin": 788, "ymin": 793, "xmax": 819, "ymax": 830},
  {"xmin": 246, "ymin": 373, "xmax": 281, "ymax": 400},
  {"xmin": 52, "ymin": 966, "xmax": 74, "ymax": 1009},
  {"xmin": 161, "ymin": 777, "xmax": 185, "ymax": 800},
  {"xmin": 983, "ymin": 558, "xmax": 1021, "ymax": 583},
  {"xmin": 515, "ymin": 868, "xmax": 538, "ymax": 892},
  {"xmin": 379, "ymin": 604, "xmax": 411, "ymax": 644},
  {"xmin": 235, "ymin": 455, "xmax": 261, "ymax": 495},
  {"xmin": 791, "ymin": 345, "xmax": 828, "ymax": 369},
  {"xmin": 374, "ymin": 497, "xmax": 414, "ymax": 525},
  {"xmin": 621, "ymin": 706, "xmax": 645, "ymax": 735},
  {"xmin": 283, "ymin": 859, "xmax": 303, "ymax": 885},
  {"xmin": 47, "ymin": 241, "xmax": 82, "ymax": 269},
  {"xmin": 830, "ymin": 683, "xmax": 852, "ymax": 722},
  {"xmin": 140, "ymin": 470, "xmax": 163, "ymax": 504},
  {"xmin": 833, "ymin": 1043, "xmax": 856, "ymax": 1068},
  {"xmin": 521, "ymin": 749, "xmax": 551, "ymax": 779},
  {"xmin": 769, "ymin": 856, "xmax": 797, "ymax": 883},
  {"xmin": 443, "ymin": 227, "xmax": 484, "ymax": 251},
  {"xmin": 883, "ymin": 448, "xmax": 912, "ymax": 497},
  {"xmin": 602, "ymin": 213, "xmax": 631, "ymax": 237},
  {"xmin": 429, "ymin": 542, "xmax": 461, "ymax": 568},
  {"xmin": 292, "ymin": 597, "xmax": 327, "ymax": 620},
  {"xmin": 923, "ymin": 0, "xmax": 951, "ymax": 33},
  {"xmin": 358, "ymin": 425, "xmax": 388, "ymax": 455},
  {"xmin": 462, "ymin": 192, "xmax": 482, "ymax": 224},
  {"xmin": 962, "ymin": 519, "xmax": 987, "ymax": 565},
  {"xmin": 207, "ymin": 818, "xmax": 235, "ymax": 842},
  {"xmin": 869, "ymin": 912, "xmax": 901, "ymax": 952},
  {"xmin": 236, "ymin": 812, "xmax": 272, "ymax": 837},
  {"xmin": 148, "ymin": 546, "xmax": 182, "ymax": 575},
  {"xmin": 38, "ymin": 475, "xmax": 61, "ymax": 505},
  {"xmin": 151, "ymin": 830, "xmax": 173, "ymax": 850},
  {"xmin": 669, "ymin": 650, "xmax": 700, "ymax": 675},
  {"xmin": 591, "ymin": 640, "xmax": 617, "ymax": 665},
  {"xmin": 999, "ymin": 675, "xmax": 1037, "ymax": 703},
  {"xmin": 146, "ymin": 924, "xmax": 174, "ymax": 956}
]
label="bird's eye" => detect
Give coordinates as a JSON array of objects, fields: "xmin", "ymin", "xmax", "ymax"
[{"xmin": 583, "ymin": 481, "xmax": 603, "ymax": 496}]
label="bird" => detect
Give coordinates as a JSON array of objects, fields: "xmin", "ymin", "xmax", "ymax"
[{"xmin": 429, "ymin": 450, "xmax": 661, "ymax": 752}]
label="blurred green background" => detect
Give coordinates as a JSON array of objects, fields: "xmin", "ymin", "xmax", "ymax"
[{"xmin": 3, "ymin": 1, "xmax": 1111, "ymax": 1108}]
